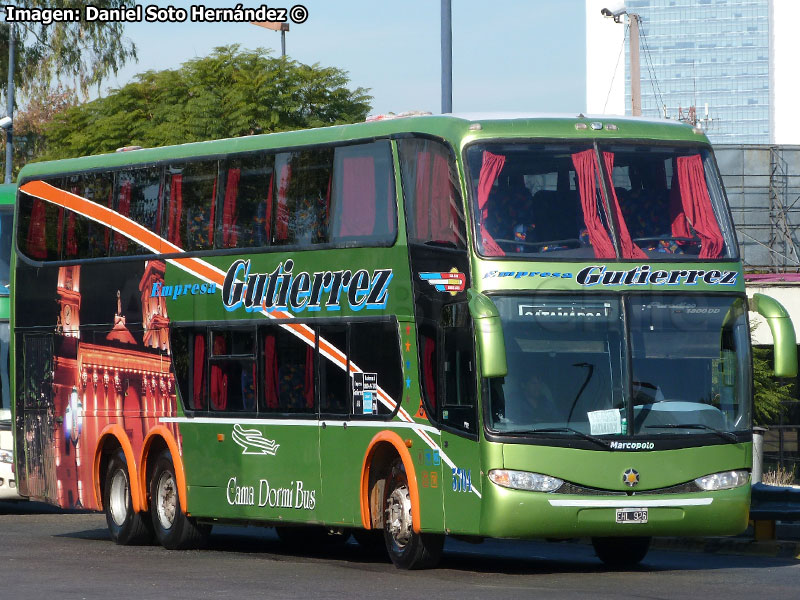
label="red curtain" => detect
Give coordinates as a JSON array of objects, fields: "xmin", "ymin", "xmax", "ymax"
[
  {"xmin": 263, "ymin": 171, "xmax": 274, "ymax": 244},
  {"xmin": 167, "ymin": 175, "xmax": 183, "ymax": 247},
  {"xmin": 114, "ymin": 181, "xmax": 131, "ymax": 252},
  {"xmin": 222, "ymin": 168, "xmax": 241, "ymax": 247},
  {"xmin": 208, "ymin": 177, "xmax": 217, "ymax": 246},
  {"xmin": 275, "ymin": 161, "xmax": 291, "ymax": 241},
  {"xmin": 192, "ymin": 335, "xmax": 205, "ymax": 410},
  {"xmin": 56, "ymin": 208, "xmax": 64, "ymax": 256},
  {"xmin": 336, "ymin": 156, "xmax": 375, "ymax": 237},
  {"xmin": 601, "ymin": 152, "xmax": 646, "ymax": 259},
  {"xmin": 477, "ymin": 150, "xmax": 506, "ymax": 256},
  {"xmin": 670, "ymin": 155, "xmax": 724, "ymax": 258},
  {"xmin": 66, "ymin": 213, "xmax": 78, "ymax": 257},
  {"xmin": 210, "ymin": 336, "xmax": 228, "ymax": 411},
  {"xmin": 26, "ymin": 199, "xmax": 47, "ymax": 259},
  {"xmin": 264, "ymin": 335, "xmax": 279, "ymax": 409},
  {"xmin": 304, "ymin": 345, "xmax": 314, "ymax": 409},
  {"xmin": 571, "ymin": 149, "xmax": 616, "ymax": 259}
]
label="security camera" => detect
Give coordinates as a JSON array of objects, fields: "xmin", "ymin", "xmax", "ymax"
[
  {"xmin": 601, "ymin": 6, "xmax": 627, "ymax": 22},
  {"xmin": 0, "ymin": 116, "xmax": 11, "ymax": 129}
]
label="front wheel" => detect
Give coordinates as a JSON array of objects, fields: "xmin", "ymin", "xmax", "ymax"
[
  {"xmin": 149, "ymin": 450, "xmax": 210, "ymax": 550},
  {"xmin": 383, "ymin": 459, "xmax": 443, "ymax": 569},
  {"xmin": 104, "ymin": 450, "xmax": 153, "ymax": 545},
  {"xmin": 591, "ymin": 536, "xmax": 651, "ymax": 568}
]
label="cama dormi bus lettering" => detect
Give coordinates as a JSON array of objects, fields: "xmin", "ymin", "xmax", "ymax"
[
  {"xmin": 577, "ymin": 264, "xmax": 737, "ymax": 286},
  {"xmin": 222, "ymin": 258, "xmax": 393, "ymax": 313},
  {"xmin": 227, "ymin": 477, "xmax": 316, "ymax": 510}
]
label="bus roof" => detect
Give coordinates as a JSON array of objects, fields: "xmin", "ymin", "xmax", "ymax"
[{"xmin": 17, "ymin": 114, "xmax": 709, "ymax": 181}]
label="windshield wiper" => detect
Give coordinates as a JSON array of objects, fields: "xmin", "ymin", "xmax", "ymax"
[
  {"xmin": 525, "ymin": 427, "xmax": 612, "ymax": 449},
  {"xmin": 645, "ymin": 423, "xmax": 739, "ymax": 442}
]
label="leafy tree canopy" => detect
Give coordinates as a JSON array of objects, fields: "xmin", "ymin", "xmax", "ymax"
[
  {"xmin": 1, "ymin": 1, "xmax": 136, "ymax": 100},
  {"xmin": 752, "ymin": 346, "xmax": 797, "ymax": 427},
  {"xmin": 41, "ymin": 45, "xmax": 372, "ymax": 160}
]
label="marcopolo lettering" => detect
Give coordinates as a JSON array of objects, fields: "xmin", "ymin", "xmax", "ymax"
[
  {"xmin": 222, "ymin": 258, "xmax": 393, "ymax": 314},
  {"xmin": 609, "ymin": 441, "xmax": 656, "ymax": 450},
  {"xmin": 577, "ymin": 265, "xmax": 737, "ymax": 287}
]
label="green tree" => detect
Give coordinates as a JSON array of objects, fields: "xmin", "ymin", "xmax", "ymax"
[
  {"xmin": 1, "ymin": 1, "xmax": 136, "ymax": 99},
  {"xmin": 752, "ymin": 345, "xmax": 797, "ymax": 427},
  {"xmin": 41, "ymin": 45, "xmax": 372, "ymax": 160}
]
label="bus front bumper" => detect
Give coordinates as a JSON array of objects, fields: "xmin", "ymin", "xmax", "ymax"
[{"xmin": 478, "ymin": 481, "xmax": 750, "ymax": 539}]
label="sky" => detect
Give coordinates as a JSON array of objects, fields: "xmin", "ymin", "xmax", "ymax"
[{"xmin": 98, "ymin": 0, "xmax": 587, "ymax": 117}]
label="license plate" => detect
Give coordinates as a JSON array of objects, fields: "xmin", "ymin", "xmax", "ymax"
[{"xmin": 616, "ymin": 508, "xmax": 648, "ymax": 524}]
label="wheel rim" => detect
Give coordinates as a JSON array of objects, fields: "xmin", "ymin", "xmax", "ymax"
[
  {"xmin": 385, "ymin": 484, "xmax": 413, "ymax": 548},
  {"xmin": 155, "ymin": 470, "xmax": 177, "ymax": 530},
  {"xmin": 108, "ymin": 469, "xmax": 130, "ymax": 527}
]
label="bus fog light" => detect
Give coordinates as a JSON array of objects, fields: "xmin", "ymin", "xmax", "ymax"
[
  {"xmin": 694, "ymin": 470, "xmax": 749, "ymax": 491},
  {"xmin": 488, "ymin": 469, "xmax": 563, "ymax": 492}
]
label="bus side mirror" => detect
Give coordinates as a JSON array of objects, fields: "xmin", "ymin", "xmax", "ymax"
[
  {"xmin": 468, "ymin": 290, "xmax": 507, "ymax": 379},
  {"xmin": 749, "ymin": 293, "xmax": 798, "ymax": 378}
]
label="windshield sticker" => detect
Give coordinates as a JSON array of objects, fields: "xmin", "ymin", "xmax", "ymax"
[
  {"xmin": 588, "ymin": 409, "xmax": 623, "ymax": 436},
  {"xmin": 483, "ymin": 270, "xmax": 573, "ymax": 280},
  {"xmin": 353, "ymin": 372, "xmax": 378, "ymax": 415},
  {"xmin": 577, "ymin": 265, "xmax": 737, "ymax": 287},
  {"xmin": 223, "ymin": 259, "xmax": 392, "ymax": 314},
  {"xmin": 518, "ymin": 302, "xmax": 612, "ymax": 319},
  {"xmin": 419, "ymin": 269, "xmax": 466, "ymax": 295}
]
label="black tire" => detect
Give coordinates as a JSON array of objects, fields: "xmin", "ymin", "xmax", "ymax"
[
  {"xmin": 104, "ymin": 450, "xmax": 154, "ymax": 545},
  {"xmin": 591, "ymin": 536, "xmax": 651, "ymax": 569},
  {"xmin": 383, "ymin": 459, "xmax": 443, "ymax": 569},
  {"xmin": 149, "ymin": 450, "xmax": 210, "ymax": 550}
]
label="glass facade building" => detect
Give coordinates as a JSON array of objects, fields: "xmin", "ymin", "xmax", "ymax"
[{"xmin": 624, "ymin": 0, "xmax": 770, "ymax": 144}]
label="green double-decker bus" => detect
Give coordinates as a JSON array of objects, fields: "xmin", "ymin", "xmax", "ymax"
[{"xmin": 11, "ymin": 114, "xmax": 796, "ymax": 568}]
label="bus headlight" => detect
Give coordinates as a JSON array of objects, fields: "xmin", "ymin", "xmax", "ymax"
[
  {"xmin": 488, "ymin": 469, "xmax": 564, "ymax": 492},
  {"xmin": 0, "ymin": 449, "xmax": 12, "ymax": 464},
  {"xmin": 694, "ymin": 470, "xmax": 750, "ymax": 491}
]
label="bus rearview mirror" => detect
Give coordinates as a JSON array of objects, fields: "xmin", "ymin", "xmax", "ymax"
[
  {"xmin": 749, "ymin": 293, "xmax": 798, "ymax": 378},
  {"xmin": 468, "ymin": 290, "xmax": 508, "ymax": 379}
]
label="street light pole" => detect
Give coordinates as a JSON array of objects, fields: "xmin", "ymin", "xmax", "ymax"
[
  {"xmin": 601, "ymin": 7, "xmax": 642, "ymax": 117},
  {"xmin": 441, "ymin": 0, "xmax": 452, "ymax": 114},
  {"xmin": 628, "ymin": 13, "xmax": 641, "ymax": 117},
  {"xmin": 251, "ymin": 21, "xmax": 290, "ymax": 57},
  {"xmin": 5, "ymin": 22, "xmax": 15, "ymax": 183}
]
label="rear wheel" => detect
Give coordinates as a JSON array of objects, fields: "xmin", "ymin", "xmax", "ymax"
[
  {"xmin": 383, "ymin": 459, "xmax": 443, "ymax": 569},
  {"xmin": 104, "ymin": 450, "xmax": 153, "ymax": 545},
  {"xmin": 591, "ymin": 536, "xmax": 651, "ymax": 568},
  {"xmin": 149, "ymin": 450, "xmax": 210, "ymax": 549}
]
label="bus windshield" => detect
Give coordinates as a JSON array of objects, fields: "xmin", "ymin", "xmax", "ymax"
[
  {"xmin": 487, "ymin": 295, "xmax": 751, "ymax": 439},
  {"xmin": 467, "ymin": 142, "xmax": 735, "ymax": 260}
]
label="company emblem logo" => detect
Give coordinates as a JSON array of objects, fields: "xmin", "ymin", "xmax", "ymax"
[
  {"xmin": 231, "ymin": 423, "xmax": 280, "ymax": 456},
  {"xmin": 622, "ymin": 468, "xmax": 640, "ymax": 487},
  {"xmin": 419, "ymin": 268, "xmax": 466, "ymax": 296}
]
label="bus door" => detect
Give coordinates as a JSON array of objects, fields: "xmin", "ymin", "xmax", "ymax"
[
  {"xmin": 435, "ymin": 304, "xmax": 483, "ymax": 535},
  {"xmin": 317, "ymin": 321, "xmax": 406, "ymax": 526},
  {"xmin": 17, "ymin": 333, "xmax": 59, "ymax": 502}
]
